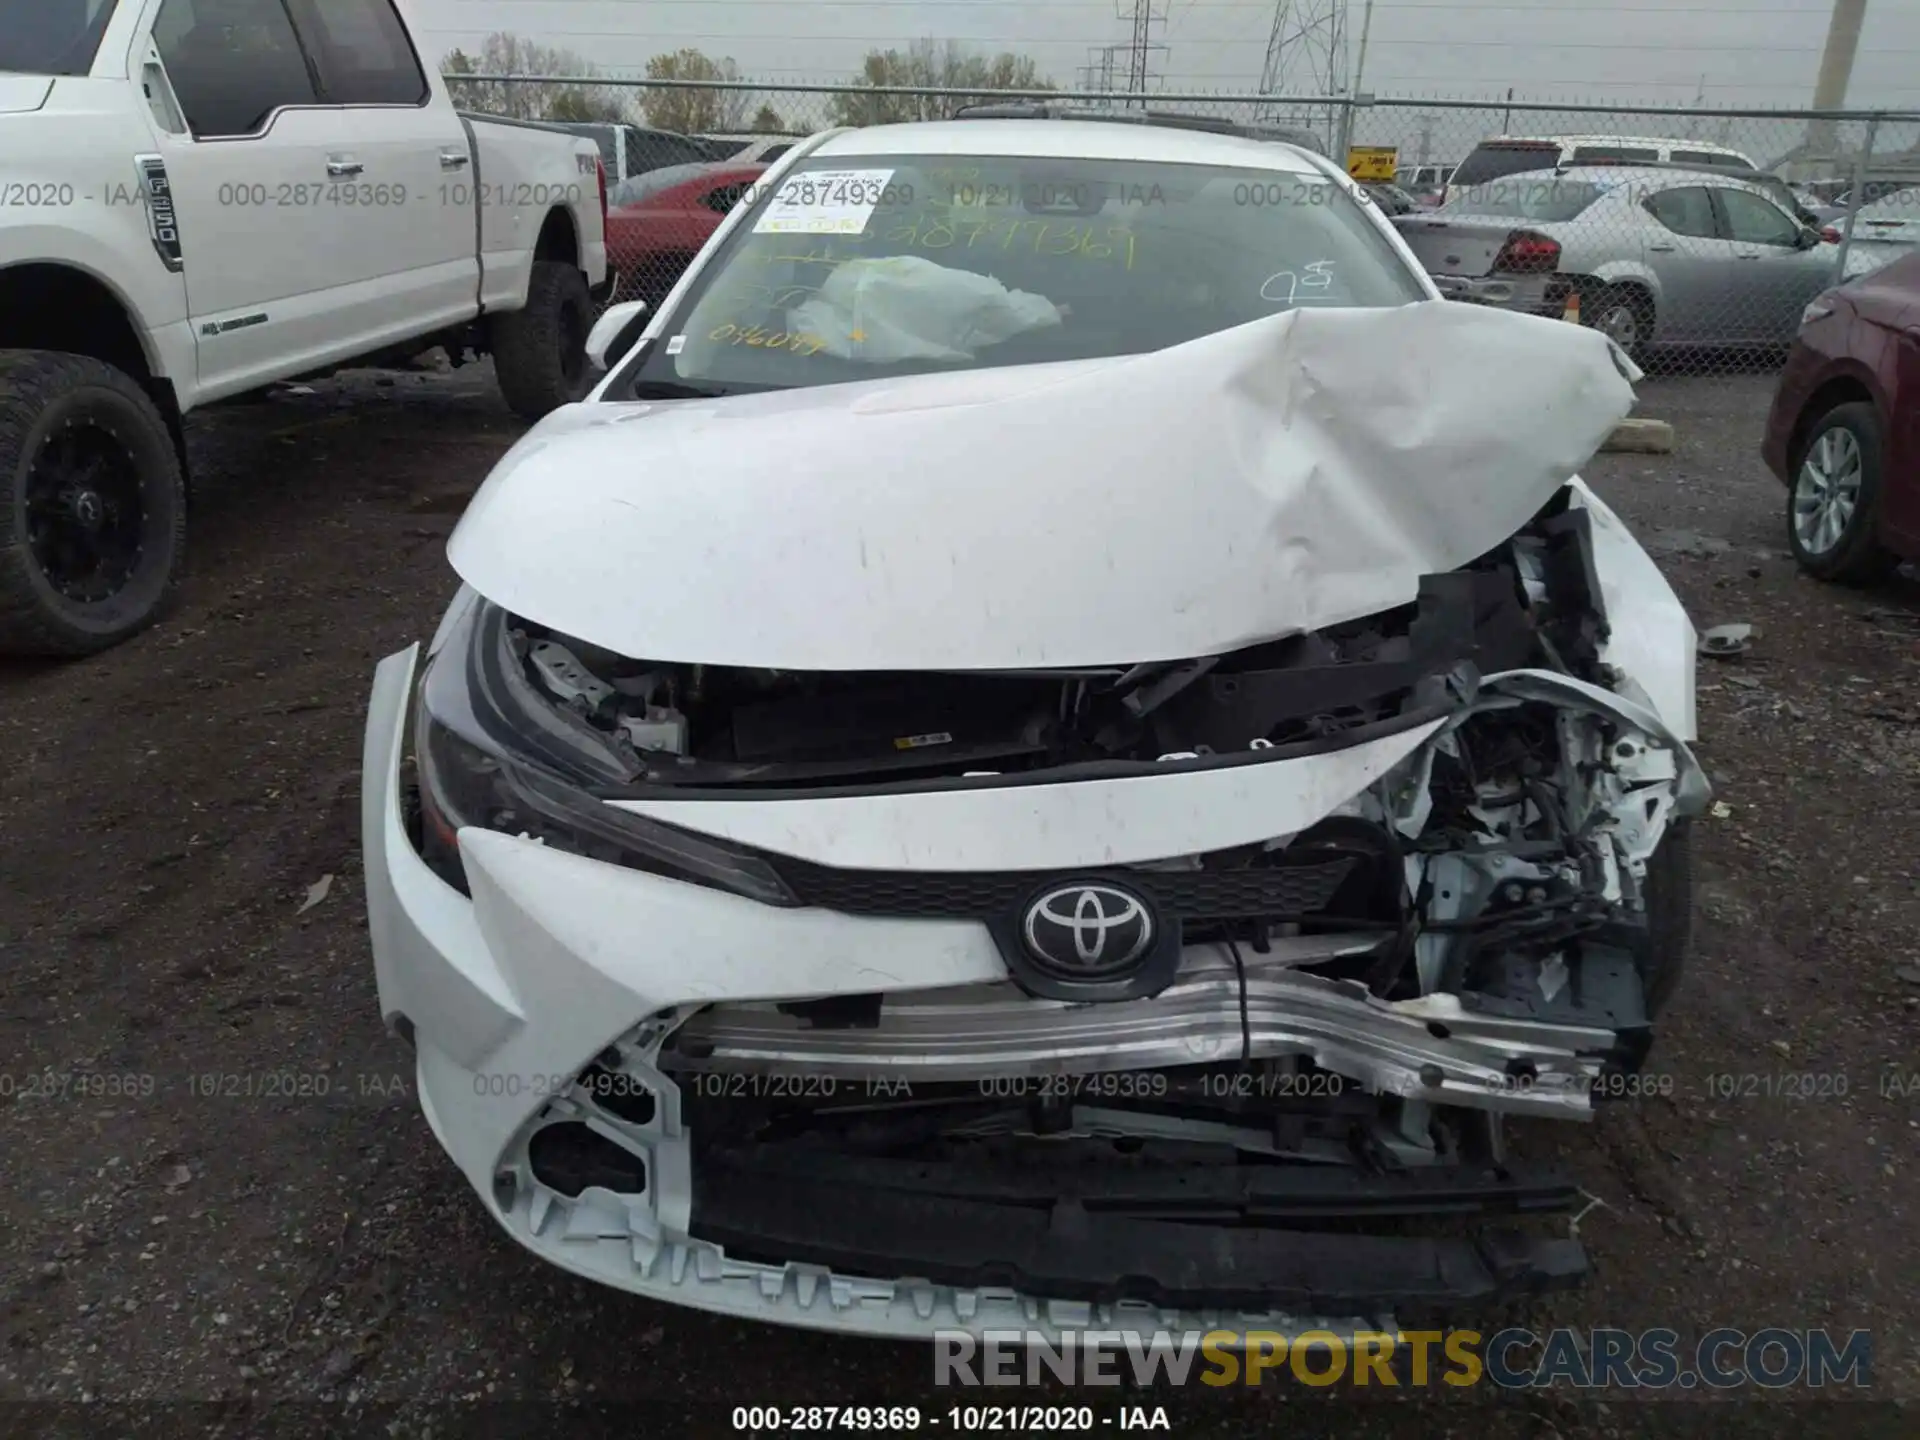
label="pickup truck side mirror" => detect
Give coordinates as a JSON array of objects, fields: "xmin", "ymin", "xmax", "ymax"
[{"xmin": 587, "ymin": 300, "xmax": 651, "ymax": 371}]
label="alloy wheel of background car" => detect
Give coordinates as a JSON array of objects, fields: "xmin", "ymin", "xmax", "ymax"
[
  {"xmin": 1796, "ymin": 426, "xmax": 1861, "ymax": 549},
  {"xmin": 0, "ymin": 350, "xmax": 185, "ymax": 657},
  {"xmin": 1589, "ymin": 287, "xmax": 1649, "ymax": 361},
  {"xmin": 1787, "ymin": 401, "xmax": 1897, "ymax": 585}
]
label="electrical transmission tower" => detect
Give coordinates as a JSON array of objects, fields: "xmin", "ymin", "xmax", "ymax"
[
  {"xmin": 1260, "ymin": 0, "xmax": 1349, "ymax": 134},
  {"xmin": 1114, "ymin": 0, "xmax": 1170, "ymax": 106},
  {"xmin": 1078, "ymin": 44, "xmax": 1124, "ymax": 94}
]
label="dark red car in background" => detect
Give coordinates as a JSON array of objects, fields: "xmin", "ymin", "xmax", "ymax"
[
  {"xmin": 1763, "ymin": 251, "xmax": 1920, "ymax": 582},
  {"xmin": 605, "ymin": 161, "xmax": 768, "ymax": 308}
]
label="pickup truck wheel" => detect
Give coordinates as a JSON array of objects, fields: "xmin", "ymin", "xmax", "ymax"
[
  {"xmin": 491, "ymin": 261, "xmax": 593, "ymax": 421},
  {"xmin": 0, "ymin": 351, "xmax": 185, "ymax": 657}
]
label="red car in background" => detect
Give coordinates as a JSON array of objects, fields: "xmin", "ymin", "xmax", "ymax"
[
  {"xmin": 1762, "ymin": 251, "xmax": 1920, "ymax": 582},
  {"xmin": 605, "ymin": 161, "xmax": 768, "ymax": 308}
]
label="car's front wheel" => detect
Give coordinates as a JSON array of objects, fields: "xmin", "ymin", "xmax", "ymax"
[
  {"xmin": 0, "ymin": 350, "xmax": 186, "ymax": 657},
  {"xmin": 1786, "ymin": 401, "xmax": 1898, "ymax": 584}
]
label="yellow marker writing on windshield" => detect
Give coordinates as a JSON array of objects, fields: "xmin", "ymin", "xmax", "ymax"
[{"xmin": 706, "ymin": 323, "xmax": 828, "ymax": 356}]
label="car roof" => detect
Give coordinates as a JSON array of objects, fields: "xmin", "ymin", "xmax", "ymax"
[
  {"xmin": 610, "ymin": 160, "xmax": 767, "ymax": 201},
  {"xmin": 1575, "ymin": 158, "xmax": 1794, "ymax": 185},
  {"xmin": 1481, "ymin": 133, "xmax": 1749, "ymax": 155},
  {"xmin": 1499, "ymin": 163, "xmax": 1781, "ymax": 192},
  {"xmin": 810, "ymin": 118, "xmax": 1325, "ymax": 173}
]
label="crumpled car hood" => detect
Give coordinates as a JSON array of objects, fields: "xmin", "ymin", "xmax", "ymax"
[{"xmin": 449, "ymin": 299, "xmax": 1638, "ymax": 670}]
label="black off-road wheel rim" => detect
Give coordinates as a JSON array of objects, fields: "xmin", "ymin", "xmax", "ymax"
[{"xmin": 23, "ymin": 420, "xmax": 149, "ymax": 607}]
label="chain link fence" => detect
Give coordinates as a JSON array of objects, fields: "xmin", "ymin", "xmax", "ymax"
[{"xmin": 454, "ymin": 76, "xmax": 1920, "ymax": 377}]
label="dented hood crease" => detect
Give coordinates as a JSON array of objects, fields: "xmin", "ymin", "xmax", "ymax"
[{"xmin": 448, "ymin": 300, "xmax": 1639, "ymax": 669}]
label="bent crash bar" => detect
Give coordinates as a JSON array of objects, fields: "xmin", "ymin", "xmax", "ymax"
[{"xmin": 668, "ymin": 945, "xmax": 1616, "ymax": 1118}]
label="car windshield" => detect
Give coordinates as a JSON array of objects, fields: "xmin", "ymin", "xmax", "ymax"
[
  {"xmin": 1, "ymin": 0, "xmax": 116, "ymax": 75},
  {"xmin": 1671, "ymin": 149, "xmax": 1752, "ymax": 170},
  {"xmin": 1570, "ymin": 145, "xmax": 1658, "ymax": 164},
  {"xmin": 623, "ymin": 152, "xmax": 1425, "ymax": 396},
  {"xmin": 1448, "ymin": 143, "xmax": 1565, "ymax": 188},
  {"xmin": 1439, "ymin": 175, "xmax": 1605, "ymax": 221}
]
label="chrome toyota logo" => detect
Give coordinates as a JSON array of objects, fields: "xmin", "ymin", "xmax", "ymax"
[{"xmin": 1021, "ymin": 883, "xmax": 1155, "ymax": 975}]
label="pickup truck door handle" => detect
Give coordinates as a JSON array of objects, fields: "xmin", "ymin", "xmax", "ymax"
[
  {"xmin": 325, "ymin": 157, "xmax": 364, "ymax": 178},
  {"xmin": 1647, "ymin": 243, "xmax": 1676, "ymax": 252},
  {"xmin": 1735, "ymin": 250, "xmax": 1762, "ymax": 259},
  {"xmin": 439, "ymin": 149, "xmax": 470, "ymax": 170}
]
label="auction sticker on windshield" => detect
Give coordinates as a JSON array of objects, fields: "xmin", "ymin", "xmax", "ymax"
[{"xmin": 754, "ymin": 169, "xmax": 899, "ymax": 235}]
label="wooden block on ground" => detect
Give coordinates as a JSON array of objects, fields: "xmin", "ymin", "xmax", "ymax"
[{"xmin": 1601, "ymin": 417, "xmax": 1676, "ymax": 454}]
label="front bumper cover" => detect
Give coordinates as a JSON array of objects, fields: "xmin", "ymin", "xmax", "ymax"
[{"xmin": 362, "ymin": 640, "xmax": 1657, "ymax": 1335}]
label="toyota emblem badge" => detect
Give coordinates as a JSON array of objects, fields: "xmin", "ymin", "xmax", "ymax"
[{"xmin": 1020, "ymin": 883, "xmax": 1155, "ymax": 976}]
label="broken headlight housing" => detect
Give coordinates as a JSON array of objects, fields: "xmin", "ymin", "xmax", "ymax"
[{"xmin": 409, "ymin": 600, "xmax": 795, "ymax": 906}]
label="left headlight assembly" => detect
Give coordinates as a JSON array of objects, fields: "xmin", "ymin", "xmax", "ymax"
[{"xmin": 408, "ymin": 599, "xmax": 797, "ymax": 907}]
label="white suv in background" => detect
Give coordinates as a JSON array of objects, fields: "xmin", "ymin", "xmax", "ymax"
[{"xmin": 1444, "ymin": 134, "xmax": 1759, "ymax": 201}]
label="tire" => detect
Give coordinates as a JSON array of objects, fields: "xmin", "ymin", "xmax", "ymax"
[
  {"xmin": 489, "ymin": 260, "xmax": 593, "ymax": 421},
  {"xmin": 1586, "ymin": 283, "xmax": 1653, "ymax": 364},
  {"xmin": 1642, "ymin": 818, "xmax": 1693, "ymax": 1019},
  {"xmin": 1785, "ymin": 401, "xmax": 1899, "ymax": 585},
  {"xmin": 0, "ymin": 350, "xmax": 185, "ymax": 657}
]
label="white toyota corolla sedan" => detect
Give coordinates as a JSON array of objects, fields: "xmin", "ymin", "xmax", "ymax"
[{"xmin": 362, "ymin": 115, "xmax": 1706, "ymax": 1340}]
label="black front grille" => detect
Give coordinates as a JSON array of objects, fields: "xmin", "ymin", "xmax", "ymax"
[{"xmin": 773, "ymin": 855, "xmax": 1355, "ymax": 921}]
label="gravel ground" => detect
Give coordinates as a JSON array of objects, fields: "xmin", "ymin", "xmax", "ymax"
[{"xmin": 1, "ymin": 361, "xmax": 1915, "ymax": 1437}]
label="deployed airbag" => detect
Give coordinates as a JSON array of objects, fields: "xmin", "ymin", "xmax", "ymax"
[
  {"xmin": 788, "ymin": 255, "xmax": 1066, "ymax": 362},
  {"xmin": 449, "ymin": 300, "xmax": 1640, "ymax": 670}
]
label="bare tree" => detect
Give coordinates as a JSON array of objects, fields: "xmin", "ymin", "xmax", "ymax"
[
  {"xmin": 827, "ymin": 40, "xmax": 1053, "ymax": 127},
  {"xmin": 442, "ymin": 33, "xmax": 628, "ymax": 123},
  {"xmin": 642, "ymin": 49, "xmax": 748, "ymax": 134},
  {"xmin": 750, "ymin": 103, "xmax": 785, "ymax": 134},
  {"xmin": 548, "ymin": 86, "xmax": 628, "ymax": 124}
]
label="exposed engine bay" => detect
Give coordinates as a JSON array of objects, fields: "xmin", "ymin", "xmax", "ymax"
[{"xmin": 510, "ymin": 491, "xmax": 1630, "ymax": 791}]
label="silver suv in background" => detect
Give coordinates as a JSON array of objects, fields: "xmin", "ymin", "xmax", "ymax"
[{"xmin": 1394, "ymin": 165, "xmax": 1838, "ymax": 357}]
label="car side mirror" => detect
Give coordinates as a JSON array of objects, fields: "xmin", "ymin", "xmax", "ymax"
[
  {"xmin": 1797, "ymin": 226, "xmax": 1823, "ymax": 250},
  {"xmin": 586, "ymin": 300, "xmax": 650, "ymax": 371}
]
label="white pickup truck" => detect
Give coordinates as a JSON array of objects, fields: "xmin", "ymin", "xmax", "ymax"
[{"xmin": 0, "ymin": 0, "xmax": 609, "ymax": 656}]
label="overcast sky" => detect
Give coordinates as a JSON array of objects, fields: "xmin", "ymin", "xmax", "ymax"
[{"xmin": 411, "ymin": 0, "xmax": 1920, "ymax": 108}]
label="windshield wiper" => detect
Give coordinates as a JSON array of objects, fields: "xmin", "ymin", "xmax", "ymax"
[{"xmin": 628, "ymin": 379, "xmax": 738, "ymax": 401}]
